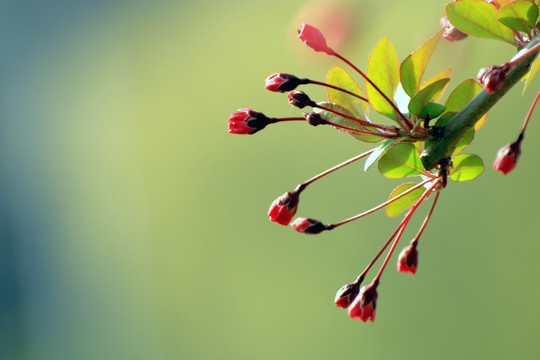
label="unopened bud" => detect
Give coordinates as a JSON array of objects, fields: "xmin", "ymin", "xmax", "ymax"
[
  {"xmin": 290, "ymin": 217, "xmax": 328, "ymax": 234},
  {"xmin": 288, "ymin": 91, "xmax": 315, "ymax": 109}
]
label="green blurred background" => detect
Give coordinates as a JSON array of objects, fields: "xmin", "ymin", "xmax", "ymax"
[{"xmin": 1, "ymin": 0, "xmax": 539, "ymax": 359}]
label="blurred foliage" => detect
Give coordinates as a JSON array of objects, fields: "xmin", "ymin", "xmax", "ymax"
[{"xmin": 0, "ymin": 0, "xmax": 539, "ymax": 359}]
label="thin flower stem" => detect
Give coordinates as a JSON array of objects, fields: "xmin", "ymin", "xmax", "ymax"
[
  {"xmin": 329, "ymin": 177, "xmax": 438, "ymax": 228},
  {"xmin": 307, "ymin": 79, "xmax": 369, "ymax": 103},
  {"xmin": 315, "ymin": 104, "xmax": 398, "ymax": 133},
  {"xmin": 329, "ymin": 122, "xmax": 400, "ymax": 139},
  {"xmin": 411, "ymin": 191, "xmax": 440, "ymax": 245},
  {"xmin": 331, "ymin": 52, "xmax": 413, "ymax": 131},
  {"xmin": 373, "ymin": 181, "xmax": 439, "ymax": 282},
  {"xmin": 297, "ymin": 149, "xmax": 375, "ymax": 192},
  {"xmin": 271, "ymin": 117, "xmax": 308, "ymax": 122},
  {"xmin": 508, "ymin": 41, "xmax": 540, "ymax": 67},
  {"xmin": 520, "ymin": 89, "xmax": 540, "ymax": 134}
]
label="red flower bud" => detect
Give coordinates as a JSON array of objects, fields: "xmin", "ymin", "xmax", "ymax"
[
  {"xmin": 265, "ymin": 73, "xmax": 306, "ymax": 92},
  {"xmin": 397, "ymin": 242, "xmax": 418, "ymax": 275},
  {"xmin": 228, "ymin": 108, "xmax": 273, "ymax": 134},
  {"xmin": 477, "ymin": 65, "xmax": 507, "ymax": 93},
  {"xmin": 440, "ymin": 16, "xmax": 468, "ymax": 41},
  {"xmin": 297, "ymin": 23, "xmax": 335, "ymax": 55},
  {"xmin": 268, "ymin": 191, "xmax": 300, "ymax": 226},
  {"xmin": 288, "ymin": 91, "xmax": 315, "ymax": 109},
  {"xmin": 334, "ymin": 281, "xmax": 361, "ymax": 309},
  {"xmin": 493, "ymin": 140, "xmax": 522, "ymax": 175},
  {"xmin": 348, "ymin": 281, "xmax": 378, "ymax": 322},
  {"xmin": 303, "ymin": 112, "xmax": 326, "ymax": 126},
  {"xmin": 290, "ymin": 217, "xmax": 327, "ymax": 234}
]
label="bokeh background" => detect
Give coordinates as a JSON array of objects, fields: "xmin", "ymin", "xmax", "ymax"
[{"xmin": 1, "ymin": 0, "xmax": 539, "ymax": 359}]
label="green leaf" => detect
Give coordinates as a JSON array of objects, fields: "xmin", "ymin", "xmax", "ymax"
[
  {"xmin": 386, "ymin": 183, "xmax": 425, "ymax": 218},
  {"xmin": 450, "ymin": 153, "xmax": 484, "ymax": 181},
  {"xmin": 420, "ymin": 68, "xmax": 452, "ymax": 103},
  {"xmin": 498, "ymin": 1, "xmax": 539, "ymax": 33},
  {"xmin": 366, "ymin": 36, "xmax": 400, "ymax": 121},
  {"xmin": 327, "ymin": 66, "xmax": 369, "ymax": 119},
  {"xmin": 364, "ymin": 139, "xmax": 399, "ymax": 171},
  {"xmin": 453, "ymin": 129, "xmax": 475, "ymax": 155},
  {"xmin": 523, "ymin": 53, "xmax": 540, "ymax": 94},
  {"xmin": 421, "ymin": 103, "xmax": 446, "ymax": 120},
  {"xmin": 400, "ymin": 30, "xmax": 444, "ymax": 98},
  {"xmin": 446, "ymin": 0, "xmax": 515, "ymax": 44},
  {"xmin": 408, "ymin": 79, "xmax": 450, "ymax": 117},
  {"xmin": 444, "ymin": 79, "xmax": 487, "ymax": 130},
  {"xmin": 314, "ymin": 102, "xmax": 385, "ymax": 143},
  {"xmin": 378, "ymin": 143, "xmax": 428, "ymax": 178}
]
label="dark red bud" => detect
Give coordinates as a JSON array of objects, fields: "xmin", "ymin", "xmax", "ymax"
[
  {"xmin": 334, "ymin": 282, "xmax": 361, "ymax": 309},
  {"xmin": 303, "ymin": 112, "xmax": 326, "ymax": 126},
  {"xmin": 477, "ymin": 65, "xmax": 507, "ymax": 93},
  {"xmin": 228, "ymin": 109, "xmax": 273, "ymax": 134},
  {"xmin": 265, "ymin": 73, "xmax": 306, "ymax": 92},
  {"xmin": 493, "ymin": 139, "xmax": 522, "ymax": 175},
  {"xmin": 290, "ymin": 217, "xmax": 327, "ymax": 234},
  {"xmin": 397, "ymin": 242, "xmax": 418, "ymax": 275},
  {"xmin": 288, "ymin": 91, "xmax": 315, "ymax": 109},
  {"xmin": 348, "ymin": 281, "xmax": 378, "ymax": 322},
  {"xmin": 268, "ymin": 191, "xmax": 300, "ymax": 226}
]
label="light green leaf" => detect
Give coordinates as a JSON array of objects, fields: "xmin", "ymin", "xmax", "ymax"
[
  {"xmin": 408, "ymin": 78, "xmax": 450, "ymax": 117},
  {"xmin": 523, "ymin": 53, "xmax": 540, "ymax": 94},
  {"xmin": 420, "ymin": 68, "xmax": 452, "ymax": 103},
  {"xmin": 446, "ymin": 0, "xmax": 515, "ymax": 45},
  {"xmin": 386, "ymin": 183, "xmax": 425, "ymax": 217},
  {"xmin": 453, "ymin": 129, "xmax": 475, "ymax": 155},
  {"xmin": 450, "ymin": 153, "xmax": 484, "ymax": 181},
  {"xmin": 314, "ymin": 102, "xmax": 385, "ymax": 143},
  {"xmin": 498, "ymin": 1, "xmax": 539, "ymax": 33},
  {"xmin": 327, "ymin": 66, "xmax": 369, "ymax": 119},
  {"xmin": 445, "ymin": 79, "xmax": 487, "ymax": 130},
  {"xmin": 378, "ymin": 143, "xmax": 428, "ymax": 178},
  {"xmin": 364, "ymin": 139, "xmax": 399, "ymax": 171},
  {"xmin": 400, "ymin": 30, "xmax": 444, "ymax": 98},
  {"xmin": 366, "ymin": 36, "xmax": 400, "ymax": 121}
]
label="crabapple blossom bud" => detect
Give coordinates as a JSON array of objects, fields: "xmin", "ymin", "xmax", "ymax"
[
  {"xmin": 397, "ymin": 242, "xmax": 418, "ymax": 275},
  {"xmin": 290, "ymin": 217, "xmax": 328, "ymax": 234},
  {"xmin": 228, "ymin": 108, "xmax": 273, "ymax": 134},
  {"xmin": 288, "ymin": 91, "xmax": 315, "ymax": 109},
  {"xmin": 303, "ymin": 112, "xmax": 326, "ymax": 126},
  {"xmin": 334, "ymin": 282, "xmax": 361, "ymax": 309},
  {"xmin": 440, "ymin": 16, "xmax": 468, "ymax": 41},
  {"xmin": 348, "ymin": 281, "xmax": 378, "ymax": 322},
  {"xmin": 268, "ymin": 191, "xmax": 300, "ymax": 226},
  {"xmin": 297, "ymin": 23, "xmax": 335, "ymax": 55},
  {"xmin": 477, "ymin": 65, "xmax": 507, "ymax": 93},
  {"xmin": 493, "ymin": 140, "xmax": 522, "ymax": 175},
  {"xmin": 265, "ymin": 73, "xmax": 307, "ymax": 92}
]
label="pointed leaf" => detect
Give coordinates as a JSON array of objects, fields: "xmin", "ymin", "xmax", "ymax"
[
  {"xmin": 364, "ymin": 139, "xmax": 399, "ymax": 171},
  {"xmin": 366, "ymin": 37, "xmax": 400, "ymax": 120},
  {"xmin": 450, "ymin": 153, "xmax": 484, "ymax": 181},
  {"xmin": 453, "ymin": 129, "xmax": 475, "ymax": 155},
  {"xmin": 445, "ymin": 79, "xmax": 487, "ymax": 130},
  {"xmin": 386, "ymin": 183, "xmax": 425, "ymax": 217},
  {"xmin": 523, "ymin": 53, "xmax": 540, "ymax": 94},
  {"xmin": 421, "ymin": 103, "xmax": 446, "ymax": 120},
  {"xmin": 400, "ymin": 30, "xmax": 444, "ymax": 97},
  {"xmin": 378, "ymin": 143, "xmax": 428, "ymax": 178},
  {"xmin": 420, "ymin": 68, "xmax": 452, "ymax": 103},
  {"xmin": 446, "ymin": 0, "xmax": 515, "ymax": 45},
  {"xmin": 327, "ymin": 66, "xmax": 369, "ymax": 119},
  {"xmin": 408, "ymin": 79, "xmax": 450, "ymax": 117},
  {"xmin": 314, "ymin": 102, "xmax": 385, "ymax": 142},
  {"xmin": 498, "ymin": 1, "xmax": 539, "ymax": 33}
]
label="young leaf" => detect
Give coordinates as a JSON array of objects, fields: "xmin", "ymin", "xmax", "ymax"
[
  {"xmin": 450, "ymin": 153, "xmax": 484, "ymax": 181},
  {"xmin": 400, "ymin": 30, "xmax": 444, "ymax": 98},
  {"xmin": 421, "ymin": 103, "xmax": 446, "ymax": 120},
  {"xmin": 364, "ymin": 138, "xmax": 399, "ymax": 171},
  {"xmin": 386, "ymin": 183, "xmax": 425, "ymax": 217},
  {"xmin": 327, "ymin": 66, "xmax": 369, "ymax": 119},
  {"xmin": 445, "ymin": 79, "xmax": 487, "ymax": 130},
  {"xmin": 420, "ymin": 68, "xmax": 452, "ymax": 103},
  {"xmin": 446, "ymin": 0, "xmax": 515, "ymax": 45},
  {"xmin": 314, "ymin": 102, "xmax": 385, "ymax": 142},
  {"xmin": 408, "ymin": 78, "xmax": 450, "ymax": 117},
  {"xmin": 378, "ymin": 143, "xmax": 428, "ymax": 178},
  {"xmin": 497, "ymin": 1, "xmax": 539, "ymax": 33},
  {"xmin": 453, "ymin": 129, "xmax": 475, "ymax": 155},
  {"xmin": 523, "ymin": 53, "xmax": 540, "ymax": 94},
  {"xmin": 366, "ymin": 37, "xmax": 400, "ymax": 121}
]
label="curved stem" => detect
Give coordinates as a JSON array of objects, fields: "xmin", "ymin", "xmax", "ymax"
[{"xmin": 307, "ymin": 79, "xmax": 369, "ymax": 103}]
